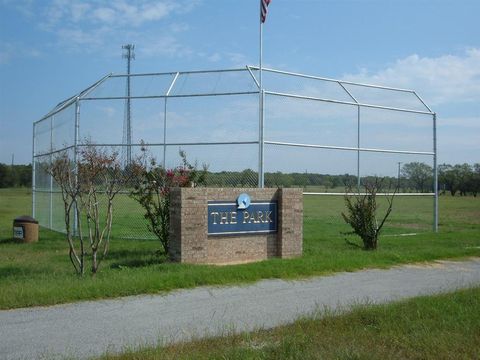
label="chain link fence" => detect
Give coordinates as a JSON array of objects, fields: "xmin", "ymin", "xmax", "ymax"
[{"xmin": 33, "ymin": 67, "xmax": 437, "ymax": 239}]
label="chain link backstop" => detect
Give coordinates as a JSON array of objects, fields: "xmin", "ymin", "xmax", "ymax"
[{"xmin": 33, "ymin": 66, "xmax": 437, "ymax": 239}]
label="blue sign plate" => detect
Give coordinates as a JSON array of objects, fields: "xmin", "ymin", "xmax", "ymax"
[{"xmin": 208, "ymin": 201, "xmax": 278, "ymax": 236}]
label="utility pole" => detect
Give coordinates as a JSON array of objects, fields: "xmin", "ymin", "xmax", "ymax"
[
  {"xmin": 11, "ymin": 153, "xmax": 15, "ymax": 187},
  {"xmin": 397, "ymin": 162, "xmax": 402, "ymax": 189},
  {"xmin": 122, "ymin": 44, "xmax": 135, "ymax": 165}
]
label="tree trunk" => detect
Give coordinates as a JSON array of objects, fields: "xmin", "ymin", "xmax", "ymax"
[{"xmin": 92, "ymin": 250, "xmax": 98, "ymax": 274}]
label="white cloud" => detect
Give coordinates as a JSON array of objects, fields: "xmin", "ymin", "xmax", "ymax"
[
  {"xmin": 0, "ymin": 42, "xmax": 42, "ymax": 64},
  {"xmin": 139, "ymin": 35, "xmax": 193, "ymax": 58},
  {"xmin": 342, "ymin": 50, "xmax": 480, "ymax": 165},
  {"xmin": 170, "ymin": 22, "xmax": 190, "ymax": 33},
  {"xmin": 207, "ymin": 53, "xmax": 221, "ymax": 62},
  {"xmin": 342, "ymin": 48, "xmax": 480, "ymax": 107},
  {"xmin": 16, "ymin": 0, "xmax": 200, "ymax": 55},
  {"xmin": 40, "ymin": 1, "xmax": 185, "ymax": 28},
  {"xmin": 56, "ymin": 28, "xmax": 106, "ymax": 48},
  {"xmin": 92, "ymin": 7, "xmax": 116, "ymax": 24},
  {"xmin": 136, "ymin": 2, "xmax": 173, "ymax": 22},
  {"xmin": 70, "ymin": 3, "xmax": 90, "ymax": 22},
  {"xmin": 225, "ymin": 52, "xmax": 252, "ymax": 67}
]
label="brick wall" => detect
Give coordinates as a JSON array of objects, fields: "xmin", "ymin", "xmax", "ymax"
[{"xmin": 169, "ymin": 188, "xmax": 303, "ymax": 265}]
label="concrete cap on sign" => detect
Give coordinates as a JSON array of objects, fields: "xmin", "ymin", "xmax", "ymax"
[{"xmin": 13, "ymin": 215, "xmax": 39, "ymax": 224}]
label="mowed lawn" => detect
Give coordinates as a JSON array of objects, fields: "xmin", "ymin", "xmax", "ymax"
[{"xmin": 0, "ymin": 187, "xmax": 479, "ymax": 309}]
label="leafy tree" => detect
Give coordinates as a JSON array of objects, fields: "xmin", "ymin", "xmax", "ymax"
[
  {"xmin": 401, "ymin": 162, "xmax": 433, "ymax": 193},
  {"xmin": 16, "ymin": 165, "xmax": 32, "ymax": 187},
  {"xmin": 454, "ymin": 163, "xmax": 473, "ymax": 196},
  {"xmin": 0, "ymin": 163, "xmax": 32, "ymax": 188},
  {"xmin": 0, "ymin": 163, "xmax": 13, "ymax": 187},
  {"xmin": 439, "ymin": 164, "xmax": 459, "ymax": 196},
  {"xmin": 239, "ymin": 169, "xmax": 257, "ymax": 187},
  {"xmin": 472, "ymin": 164, "xmax": 480, "ymax": 197}
]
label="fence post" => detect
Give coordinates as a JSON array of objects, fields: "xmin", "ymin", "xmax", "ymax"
[
  {"xmin": 32, "ymin": 123, "xmax": 36, "ymax": 219},
  {"xmin": 258, "ymin": 89, "xmax": 265, "ymax": 188},
  {"xmin": 49, "ymin": 116, "xmax": 54, "ymax": 229},
  {"xmin": 163, "ymin": 72, "xmax": 179, "ymax": 169},
  {"xmin": 433, "ymin": 112, "xmax": 438, "ymax": 232},
  {"xmin": 163, "ymin": 97, "xmax": 167, "ymax": 168},
  {"xmin": 357, "ymin": 105, "xmax": 361, "ymax": 191},
  {"xmin": 73, "ymin": 98, "xmax": 80, "ymax": 236}
]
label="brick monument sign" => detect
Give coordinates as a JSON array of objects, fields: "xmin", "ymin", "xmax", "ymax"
[{"xmin": 169, "ymin": 188, "xmax": 303, "ymax": 265}]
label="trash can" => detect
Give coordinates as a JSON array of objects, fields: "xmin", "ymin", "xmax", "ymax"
[{"xmin": 13, "ymin": 216, "xmax": 39, "ymax": 243}]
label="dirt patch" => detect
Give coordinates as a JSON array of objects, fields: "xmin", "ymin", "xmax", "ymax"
[
  {"xmin": 393, "ymin": 223, "xmax": 430, "ymax": 230},
  {"xmin": 401, "ymin": 257, "xmax": 480, "ymax": 270}
]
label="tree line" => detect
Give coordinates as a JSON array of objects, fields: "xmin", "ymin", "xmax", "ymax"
[
  {"xmin": 205, "ymin": 161, "xmax": 480, "ymax": 196},
  {"xmin": 438, "ymin": 163, "xmax": 480, "ymax": 196},
  {"xmin": 399, "ymin": 162, "xmax": 480, "ymax": 196},
  {"xmin": 0, "ymin": 163, "xmax": 32, "ymax": 188},
  {"xmin": 1, "ymin": 161, "xmax": 479, "ymax": 196}
]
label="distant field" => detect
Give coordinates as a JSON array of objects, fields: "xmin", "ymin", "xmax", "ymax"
[
  {"xmin": 0, "ymin": 187, "xmax": 479, "ymax": 309},
  {"xmin": 33, "ymin": 188, "xmax": 436, "ymax": 239}
]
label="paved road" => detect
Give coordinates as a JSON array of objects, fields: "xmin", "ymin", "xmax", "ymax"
[{"xmin": 1, "ymin": 258, "xmax": 480, "ymax": 360}]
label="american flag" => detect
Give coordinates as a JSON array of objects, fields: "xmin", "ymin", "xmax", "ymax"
[{"xmin": 261, "ymin": 0, "xmax": 271, "ymax": 23}]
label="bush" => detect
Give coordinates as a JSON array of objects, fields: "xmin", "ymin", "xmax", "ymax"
[
  {"xmin": 341, "ymin": 178, "xmax": 396, "ymax": 250},
  {"xmin": 130, "ymin": 149, "xmax": 207, "ymax": 256}
]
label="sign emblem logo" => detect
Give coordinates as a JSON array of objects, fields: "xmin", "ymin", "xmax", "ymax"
[
  {"xmin": 208, "ymin": 195, "xmax": 277, "ymax": 236},
  {"xmin": 237, "ymin": 193, "xmax": 251, "ymax": 210}
]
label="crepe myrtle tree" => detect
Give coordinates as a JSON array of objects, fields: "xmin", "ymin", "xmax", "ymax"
[
  {"xmin": 46, "ymin": 143, "xmax": 141, "ymax": 275},
  {"xmin": 77, "ymin": 145, "xmax": 142, "ymax": 273},
  {"xmin": 45, "ymin": 152, "xmax": 84, "ymax": 275},
  {"xmin": 130, "ymin": 148, "xmax": 208, "ymax": 256},
  {"xmin": 341, "ymin": 177, "xmax": 397, "ymax": 250}
]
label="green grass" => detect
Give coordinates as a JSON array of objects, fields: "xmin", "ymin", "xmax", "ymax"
[
  {"xmin": 99, "ymin": 287, "xmax": 480, "ymax": 360},
  {"xmin": 0, "ymin": 188, "xmax": 479, "ymax": 309}
]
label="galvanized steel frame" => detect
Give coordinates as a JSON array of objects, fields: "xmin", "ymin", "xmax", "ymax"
[{"xmin": 33, "ymin": 66, "xmax": 438, "ymax": 232}]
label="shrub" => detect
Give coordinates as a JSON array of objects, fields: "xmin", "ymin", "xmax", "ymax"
[
  {"xmin": 341, "ymin": 178, "xmax": 396, "ymax": 250},
  {"xmin": 130, "ymin": 149, "xmax": 207, "ymax": 256}
]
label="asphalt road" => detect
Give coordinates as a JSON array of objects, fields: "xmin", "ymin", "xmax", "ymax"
[{"xmin": 1, "ymin": 258, "xmax": 479, "ymax": 360}]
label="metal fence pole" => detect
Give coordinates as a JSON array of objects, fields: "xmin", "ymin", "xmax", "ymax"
[
  {"xmin": 163, "ymin": 72, "xmax": 179, "ymax": 169},
  {"xmin": 73, "ymin": 99, "xmax": 80, "ymax": 236},
  {"xmin": 32, "ymin": 123, "xmax": 36, "ymax": 218},
  {"xmin": 433, "ymin": 112, "xmax": 438, "ymax": 232},
  {"xmin": 49, "ymin": 116, "xmax": 54, "ymax": 229},
  {"xmin": 163, "ymin": 98, "xmax": 167, "ymax": 168},
  {"xmin": 258, "ymin": 89, "xmax": 265, "ymax": 188},
  {"xmin": 357, "ymin": 105, "xmax": 361, "ymax": 191}
]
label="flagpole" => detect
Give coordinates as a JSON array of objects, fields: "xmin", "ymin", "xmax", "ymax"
[
  {"xmin": 259, "ymin": 0, "xmax": 263, "ymax": 92},
  {"xmin": 258, "ymin": 0, "xmax": 265, "ymax": 188}
]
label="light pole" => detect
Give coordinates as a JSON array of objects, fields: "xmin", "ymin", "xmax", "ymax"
[{"xmin": 122, "ymin": 44, "xmax": 135, "ymax": 166}]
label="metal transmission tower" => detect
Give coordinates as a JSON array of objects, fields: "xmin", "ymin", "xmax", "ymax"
[{"xmin": 122, "ymin": 44, "xmax": 135, "ymax": 165}]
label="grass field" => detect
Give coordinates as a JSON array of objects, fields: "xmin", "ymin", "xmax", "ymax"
[
  {"xmin": 0, "ymin": 187, "xmax": 479, "ymax": 309},
  {"xmin": 99, "ymin": 287, "xmax": 480, "ymax": 360},
  {"xmin": 32, "ymin": 188, "xmax": 439, "ymax": 239}
]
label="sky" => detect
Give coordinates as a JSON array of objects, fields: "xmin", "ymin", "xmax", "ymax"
[{"xmin": 0, "ymin": 0, "xmax": 479, "ymax": 174}]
